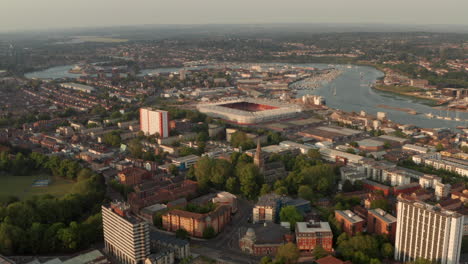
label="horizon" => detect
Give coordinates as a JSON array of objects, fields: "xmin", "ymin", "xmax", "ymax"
[{"xmin": 2, "ymin": 0, "xmax": 468, "ymax": 33}]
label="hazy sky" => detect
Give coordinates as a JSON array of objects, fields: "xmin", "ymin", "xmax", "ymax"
[{"xmin": 2, "ymin": 0, "xmax": 468, "ymax": 32}]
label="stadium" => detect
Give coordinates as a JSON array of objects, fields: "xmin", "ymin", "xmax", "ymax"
[{"xmin": 197, "ymin": 98, "xmax": 302, "ymax": 125}]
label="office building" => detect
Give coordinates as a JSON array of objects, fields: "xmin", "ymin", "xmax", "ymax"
[
  {"xmin": 140, "ymin": 108, "xmax": 170, "ymax": 138},
  {"xmin": 102, "ymin": 202, "xmax": 150, "ymax": 264},
  {"xmin": 394, "ymin": 198, "xmax": 464, "ymax": 264}
]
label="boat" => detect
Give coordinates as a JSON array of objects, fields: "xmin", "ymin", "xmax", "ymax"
[
  {"xmin": 425, "ymin": 113, "xmax": 434, "ymax": 119},
  {"xmin": 333, "ymin": 86, "xmax": 337, "ymax": 96}
]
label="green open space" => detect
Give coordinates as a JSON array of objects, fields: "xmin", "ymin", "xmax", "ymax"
[{"xmin": 0, "ymin": 173, "xmax": 75, "ymax": 200}]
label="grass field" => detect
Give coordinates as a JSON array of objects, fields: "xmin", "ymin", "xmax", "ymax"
[{"xmin": 0, "ymin": 174, "xmax": 75, "ymax": 200}]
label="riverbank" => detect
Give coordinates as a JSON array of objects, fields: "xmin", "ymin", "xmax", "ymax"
[{"xmin": 373, "ymin": 85, "xmax": 439, "ymax": 106}]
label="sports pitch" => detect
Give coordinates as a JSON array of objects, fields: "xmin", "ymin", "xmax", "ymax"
[{"xmin": 0, "ymin": 174, "xmax": 75, "ymax": 200}]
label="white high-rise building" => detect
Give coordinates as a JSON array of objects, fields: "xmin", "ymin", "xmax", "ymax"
[
  {"xmin": 102, "ymin": 202, "xmax": 150, "ymax": 264},
  {"xmin": 395, "ymin": 198, "xmax": 464, "ymax": 264},
  {"xmin": 139, "ymin": 108, "xmax": 169, "ymax": 138}
]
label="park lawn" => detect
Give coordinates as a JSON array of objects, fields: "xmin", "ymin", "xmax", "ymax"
[{"xmin": 0, "ymin": 174, "xmax": 75, "ymax": 200}]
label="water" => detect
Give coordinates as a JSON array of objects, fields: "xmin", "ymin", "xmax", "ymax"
[{"xmin": 25, "ymin": 63, "xmax": 467, "ymax": 130}]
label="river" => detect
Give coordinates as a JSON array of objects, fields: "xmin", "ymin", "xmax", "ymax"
[{"xmin": 25, "ymin": 63, "xmax": 467, "ymax": 130}]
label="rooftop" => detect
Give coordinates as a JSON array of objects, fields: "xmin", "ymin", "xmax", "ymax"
[
  {"xmin": 335, "ymin": 210, "xmax": 364, "ymax": 224},
  {"xmin": 368, "ymin": 208, "xmax": 396, "ymax": 224},
  {"xmin": 296, "ymin": 221, "xmax": 332, "ymax": 233}
]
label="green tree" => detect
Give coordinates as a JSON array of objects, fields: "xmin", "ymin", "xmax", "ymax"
[
  {"xmin": 260, "ymin": 184, "xmax": 272, "ymax": 196},
  {"xmin": 203, "ymin": 226, "xmax": 216, "ymax": 239},
  {"xmin": 225, "ymin": 177, "xmax": 239, "ymax": 194},
  {"xmin": 275, "ymin": 242, "xmax": 300, "ymax": 264},
  {"xmin": 128, "ymin": 138, "xmax": 143, "ymax": 158},
  {"xmin": 210, "ymin": 159, "xmax": 233, "ymax": 188},
  {"xmin": 307, "ymin": 149, "xmax": 321, "ymax": 159},
  {"xmin": 176, "ymin": 229, "xmax": 189, "ymax": 239},
  {"xmin": 312, "ymin": 244, "xmax": 329, "ymax": 259},
  {"xmin": 381, "ymin": 243, "xmax": 394, "ymax": 259},
  {"xmin": 370, "ymin": 199, "xmax": 391, "ymax": 212},
  {"xmin": 279, "ymin": 206, "xmax": 303, "ymax": 230},
  {"xmin": 102, "ymin": 131, "xmax": 121, "ymax": 147},
  {"xmin": 298, "ymin": 185, "xmax": 313, "ymax": 201},
  {"xmin": 436, "ymin": 143, "xmax": 444, "ymax": 152},
  {"xmin": 236, "ymin": 163, "xmax": 263, "ymax": 200}
]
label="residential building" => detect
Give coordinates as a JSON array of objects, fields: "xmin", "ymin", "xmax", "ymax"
[
  {"xmin": 335, "ymin": 210, "xmax": 365, "ymax": 236},
  {"xmin": 253, "ymin": 194, "xmax": 282, "ymax": 223},
  {"xmin": 102, "ymin": 202, "xmax": 150, "ymax": 264},
  {"xmin": 162, "ymin": 205, "xmax": 231, "ymax": 238},
  {"xmin": 394, "ymin": 198, "xmax": 464, "ymax": 264},
  {"xmin": 295, "ymin": 221, "xmax": 333, "ymax": 252},
  {"xmin": 140, "ymin": 108, "xmax": 170, "ymax": 138},
  {"xmin": 367, "ymin": 208, "xmax": 397, "ymax": 242}
]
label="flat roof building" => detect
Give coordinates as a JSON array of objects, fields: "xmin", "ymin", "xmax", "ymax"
[
  {"xmin": 102, "ymin": 202, "xmax": 150, "ymax": 264},
  {"xmin": 395, "ymin": 198, "xmax": 464, "ymax": 264}
]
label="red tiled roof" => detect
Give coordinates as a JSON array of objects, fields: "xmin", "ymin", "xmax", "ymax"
[{"xmin": 315, "ymin": 256, "xmax": 345, "ymax": 264}]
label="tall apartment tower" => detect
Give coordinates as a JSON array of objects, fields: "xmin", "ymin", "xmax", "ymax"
[
  {"xmin": 102, "ymin": 202, "xmax": 150, "ymax": 264},
  {"xmin": 394, "ymin": 198, "xmax": 464, "ymax": 264},
  {"xmin": 139, "ymin": 107, "xmax": 169, "ymax": 138}
]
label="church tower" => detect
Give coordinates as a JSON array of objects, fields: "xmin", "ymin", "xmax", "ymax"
[{"xmin": 254, "ymin": 139, "xmax": 264, "ymax": 170}]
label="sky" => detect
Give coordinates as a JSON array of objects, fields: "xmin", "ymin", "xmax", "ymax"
[{"xmin": 1, "ymin": 0, "xmax": 468, "ymax": 32}]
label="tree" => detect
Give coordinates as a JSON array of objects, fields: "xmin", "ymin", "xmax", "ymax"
[
  {"xmin": 231, "ymin": 131, "xmax": 255, "ymax": 150},
  {"xmin": 102, "ymin": 132, "xmax": 121, "ymax": 147},
  {"xmin": 236, "ymin": 163, "xmax": 263, "ymax": 200},
  {"xmin": 203, "ymin": 226, "xmax": 216, "ymax": 239},
  {"xmin": 169, "ymin": 164, "xmax": 179, "ymax": 176},
  {"xmin": 342, "ymin": 180, "xmax": 354, "ymax": 192},
  {"xmin": 312, "ymin": 244, "xmax": 329, "ymax": 259},
  {"xmin": 370, "ymin": 199, "xmax": 390, "ymax": 212},
  {"xmin": 225, "ymin": 177, "xmax": 239, "ymax": 194},
  {"xmin": 194, "ymin": 157, "xmax": 214, "ymax": 192},
  {"xmin": 307, "ymin": 149, "xmax": 321, "ymax": 159},
  {"xmin": 210, "ymin": 159, "xmax": 233, "ymax": 188},
  {"xmin": 298, "ymin": 185, "xmax": 313, "ymax": 201},
  {"xmin": 275, "ymin": 186, "xmax": 288, "ymax": 195},
  {"xmin": 260, "ymin": 184, "xmax": 272, "ymax": 196},
  {"xmin": 176, "ymin": 229, "xmax": 189, "ymax": 240},
  {"xmin": 128, "ymin": 138, "xmax": 143, "ymax": 158},
  {"xmin": 436, "ymin": 143, "xmax": 444, "ymax": 152},
  {"xmin": 349, "ymin": 142, "xmax": 359, "ymax": 148},
  {"xmin": 279, "ymin": 206, "xmax": 303, "ymax": 230},
  {"xmin": 275, "ymin": 243, "xmax": 300, "ymax": 264},
  {"xmin": 381, "ymin": 243, "xmax": 394, "ymax": 259}
]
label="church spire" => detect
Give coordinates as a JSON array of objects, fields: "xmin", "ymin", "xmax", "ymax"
[{"xmin": 254, "ymin": 139, "xmax": 263, "ymax": 169}]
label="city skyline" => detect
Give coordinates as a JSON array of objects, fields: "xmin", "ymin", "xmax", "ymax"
[{"xmin": 2, "ymin": 0, "xmax": 468, "ymax": 32}]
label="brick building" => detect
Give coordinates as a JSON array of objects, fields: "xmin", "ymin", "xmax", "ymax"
[
  {"xmin": 128, "ymin": 177, "xmax": 198, "ymax": 212},
  {"xmin": 295, "ymin": 221, "xmax": 333, "ymax": 252},
  {"xmin": 239, "ymin": 223, "xmax": 292, "ymax": 256},
  {"xmin": 367, "ymin": 208, "xmax": 397, "ymax": 242},
  {"xmin": 162, "ymin": 205, "xmax": 231, "ymax": 238},
  {"xmin": 335, "ymin": 210, "xmax": 365, "ymax": 236},
  {"xmin": 118, "ymin": 167, "xmax": 151, "ymax": 186}
]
